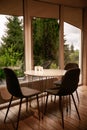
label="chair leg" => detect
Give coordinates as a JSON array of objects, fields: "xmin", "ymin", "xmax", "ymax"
[
  {"xmin": 67, "ymin": 95, "xmax": 71, "ymax": 113},
  {"xmin": 29, "ymin": 97, "xmax": 32, "ymax": 107},
  {"xmin": 51, "ymin": 95, "xmax": 53, "ymax": 102},
  {"xmin": 4, "ymin": 96, "xmax": 13, "ymax": 123},
  {"xmin": 16, "ymin": 98, "xmax": 22, "ymax": 130},
  {"xmin": 59, "ymin": 96, "xmax": 64, "ymax": 129},
  {"xmin": 26, "ymin": 98, "xmax": 28, "ymax": 112},
  {"xmin": 44, "ymin": 93, "xmax": 49, "ymax": 115},
  {"xmin": 76, "ymin": 90, "xmax": 79, "ymax": 102},
  {"xmin": 71, "ymin": 94, "xmax": 81, "ymax": 120},
  {"xmin": 54, "ymin": 95, "xmax": 56, "ymax": 103},
  {"xmin": 36, "ymin": 95, "xmax": 40, "ymax": 120}
]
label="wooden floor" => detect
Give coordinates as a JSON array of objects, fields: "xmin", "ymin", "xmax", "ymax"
[{"xmin": 0, "ymin": 85, "xmax": 87, "ymax": 130}]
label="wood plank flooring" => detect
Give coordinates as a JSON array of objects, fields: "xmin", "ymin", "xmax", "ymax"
[{"xmin": 0, "ymin": 85, "xmax": 87, "ymax": 130}]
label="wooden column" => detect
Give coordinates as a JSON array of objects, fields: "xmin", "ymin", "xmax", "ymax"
[
  {"xmin": 59, "ymin": 6, "xmax": 64, "ymax": 69},
  {"xmin": 82, "ymin": 8, "xmax": 87, "ymax": 85},
  {"xmin": 23, "ymin": 0, "xmax": 33, "ymax": 71}
]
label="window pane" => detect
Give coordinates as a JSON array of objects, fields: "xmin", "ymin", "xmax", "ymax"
[
  {"xmin": 0, "ymin": 15, "xmax": 24, "ymax": 83},
  {"xmin": 64, "ymin": 22, "xmax": 81, "ymax": 66},
  {"xmin": 64, "ymin": 22, "xmax": 82, "ymax": 83},
  {"xmin": 32, "ymin": 17, "xmax": 59, "ymax": 69}
]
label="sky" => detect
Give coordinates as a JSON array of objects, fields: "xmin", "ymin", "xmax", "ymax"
[
  {"xmin": 0, "ymin": 15, "xmax": 7, "ymax": 41},
  {"xmin": 64, "ymin": 22, "xmax": 81, "ymax": 50},
  {"xmin": 0, "ymin": 15, "xmax": 81, "ymax": 49}
]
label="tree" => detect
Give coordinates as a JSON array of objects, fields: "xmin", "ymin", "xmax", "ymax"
[
  {"xmin": 32, "ymin": 18, "xmax": 59, "ymax": 66},
  {"xmin": 70, "ymin": 44, "xmax": 74, "ymax": 53},
  {"xmin": 64, "ymin": 44, "xmax": 71, "ymax": 65},
  {"xmin": 69, "ymin": 50, "xmax": 79, "ymax": 63},
  {"xmin": 64, "ymin": 43, "xmax": 79, "ymax": 65},
  {"xmin": 0, "ymin": 16, "xmax": 24, "ymax": 67}
]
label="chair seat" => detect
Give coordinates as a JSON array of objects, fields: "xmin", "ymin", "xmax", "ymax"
[
  {"xmin": 54, "ymin": 80, "xmax": 61, "ymax": 86},
  {"xmin": 21, "ymin": 87, "xmax": 40, "ymax": 97},
  {"xmin": 46, "ymin": 88, "xmax": 59, "ymax": 95},
  {"xmin": 46, "ymin": 80, "xmax": 61, "ymax": 95}
]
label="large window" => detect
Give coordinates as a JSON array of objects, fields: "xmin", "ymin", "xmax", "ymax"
[
  {"xmin": 64, "ymin": 22, "xmax": 81, "ymax": 66},
  {"xmin": 0, "ymin": 16, "xmax": 82, "ymax": 84},
  {"xmin": 64, "ymin": 22, "xmax": 82, "ymax": 83},
  {"xmin": 0, "ymin": 15, "xmax": 24, "ymax": 83},
  {"xmin": 32, "ymin": 17, "xmax": 59, "ymax": 69}
]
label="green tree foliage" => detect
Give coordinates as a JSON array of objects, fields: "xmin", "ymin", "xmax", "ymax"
[
  {"xmin": 64, "ymin": 44, "xmax": 71, "ymax": 65},
  {"xmin": 69, "ymin": 49, "xmax": 79, "ymax": 63},
  {"xmin": 0, "ymin": 16, "xmax": 24, "ymax": 67},
  {"xmin": 0, "ymin": 16, "xmax": 79, "ymax": 79},
  {"xmin": 32, "ymin": 18, "xmax": 59, "ymax": 66},
  {"xmin": 64, "ymin": 44, "xmax": 79, "ymax": 65},
  {"xmin": 70, "ymin": 44, "xmax": 74, "ymax": 53}
]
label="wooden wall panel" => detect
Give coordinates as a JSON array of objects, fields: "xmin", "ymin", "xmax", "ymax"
[
  {"xmin": 82, "ymin": 8, "xmax": 87, "ymax": 85},
  {"xmin": 0, "ymin": 0, "xmax": 23, "ymax": 16},
  {"xmin": 63, "ymin": 6, "xmax": 82, "ymax": 29},
  {"xmin": 29, "ymin": 0, "xmax": 59, "ymax": 18}
]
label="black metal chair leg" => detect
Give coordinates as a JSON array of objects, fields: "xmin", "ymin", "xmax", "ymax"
[
  {"xmin": 4, "ymin": 96, "xmax": 13, "ymax": 123},
  {"xmin": 36, "ymin": 95, "xmax": 40, "ymax": 120},
  {"xmin": 54, "ymin": 95, "xmax": 56, "ymax": 103},
  {"xmin": 44, "ymin": 93, "xmax": 49, "ymax": 115},
  {"xmin": 26, "ymin": 98, "xmax": 28, "ymax": 112},
  {"xmin": 16, "ymin": 98, "xmax": 22, "ymax": 130},
  {"xmin": 76, "ymin": 90, "xmax": 79, "ymax": 102},
  {"xmin": 59, "ymin": 96, "xmax": 64, "ymax": 129},
  {"xmin": 67, "ymin": 95, "xmax": 71, "ymax": 113},
  {"xmin": 71, "ymin": 94, "xmax": 81, "ymax": 120}
]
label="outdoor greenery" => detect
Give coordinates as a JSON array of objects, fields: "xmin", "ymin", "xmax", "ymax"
[
  {"xmin": 0, "ymin": 16, "xmax": 79, "ymax": 80},
  {"xmin": 64, "ymin": 44, "xmax": 79, "ymax": 65},
  {"xmin": 0, "ymin": 16, "xmax": 24, "ymax": 78},
  {"xmin": 33, "ymin": 18, "xmax": 59, "ymax": 66}
]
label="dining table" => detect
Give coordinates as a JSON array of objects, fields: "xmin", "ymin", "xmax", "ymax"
[
  {"xmin": 24, "ymin": 68, "xmax": 66, "ymax": 77},
  {"xmin": 24, "ymin": 69, "xmax": 66, "ymax": 89},
  {"xmin": 24, "ymin": 69, "xmax": 66, "ymax": 118},
  {"xmin": 24, "ymin": 69, "xmax": 66, "ymax": 90}
]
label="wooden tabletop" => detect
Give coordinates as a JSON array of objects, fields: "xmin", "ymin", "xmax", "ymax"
[{"xmin": 24, "ymin": 69, "xmax": 66, "ymax": 77}]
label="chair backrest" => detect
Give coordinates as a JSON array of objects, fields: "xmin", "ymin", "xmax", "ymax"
[
  {"xmin": 58, "ymin": 68, "xmax": 80, "ymax": 96},
  {"xmin": 4, "ymin": 68, "xmax": 23, "ymax": 98},
  {"xmin": 64, "ymin": 63, "xmax": 79, "ymax": 70}
]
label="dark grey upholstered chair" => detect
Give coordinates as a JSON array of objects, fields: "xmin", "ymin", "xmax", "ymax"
[
  {"xmin": 44, "ymin": 68, "xmax": 81, "ymax": 128},
  {"xmin": 54, "ymin": 63, "xmax": 80, "ymax": 102},
  {"xmin": 4, "ymin": 68, "xmax": 40, "ymax": 130},
  {"xmin": 64, "ymin": 62, "xmax": 79, "ymax": 70}
]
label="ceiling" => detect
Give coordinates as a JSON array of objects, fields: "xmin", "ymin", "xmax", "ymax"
[
  {"xmin": 0, "ymin": 0, "xmax": 23, "ymax": 16},
  {"xmin": 35, "ymin": 0, "xmax": 87, "ymax": 8},
  {"xmin": 0, "ymin": 0, "xmax": 87, "ymax": 16}
]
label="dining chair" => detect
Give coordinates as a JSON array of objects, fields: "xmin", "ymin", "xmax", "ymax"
[
  {"xmin": 54, "ymin": 63, "xmax": 80, "ymax": 102},
  {"xmin": 44, "ymin": 68, "xmax": 81, "ymax": 128},
  {"xmin": 64, "ymin": 62, "xmax": 79, "ymax": 70},
  {"xmin": 4, "ymin": 68, "xmax": 40, "ymax": 130}
]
